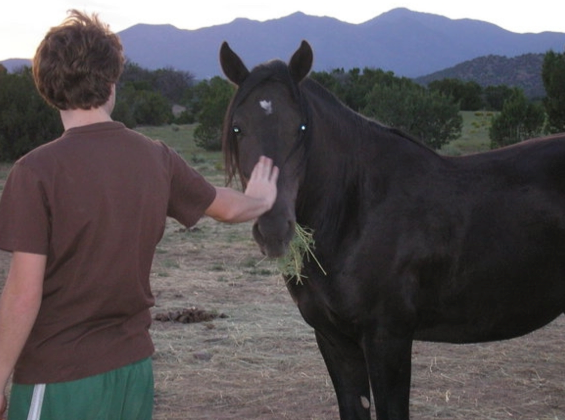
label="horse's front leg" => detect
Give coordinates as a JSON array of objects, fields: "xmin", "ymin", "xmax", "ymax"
[
  {"xmin": 362, "ymin": 329, "xmax": 414, "ymax": 420},
  {"xmin": 314, "ymin": 330, "xmax": 372, "ymax": 420}
]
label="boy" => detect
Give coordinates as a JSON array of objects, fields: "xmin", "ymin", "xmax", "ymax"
[{"xmin": 0, "ymin": 10, "xmax": 278, "ymax": 420}]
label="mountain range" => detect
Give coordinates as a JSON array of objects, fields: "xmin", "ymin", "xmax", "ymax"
[
  {"xmin": 415, "ymin": 53, "xmax": 547, "ymax": 98},
  {"xmin": 3, "ymin": 8, "xmax": 565, "ymax": 82},
  {"xmin": 116, "ymin": 8, "xmax": 565, "ymax": 79}
]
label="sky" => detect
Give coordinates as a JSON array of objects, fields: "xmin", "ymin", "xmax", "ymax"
[{"xmin": 2, "ymin": 1, "xmax": 564, "ymax": 61}]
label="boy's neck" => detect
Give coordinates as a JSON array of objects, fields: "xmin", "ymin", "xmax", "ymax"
[
  {"xmin": 59, "ymin": 86, "xmax": 116, "ymax": 131},
  {"xmin": 60, "ymin": 107, "xmax": 113, "ymax": 131}
]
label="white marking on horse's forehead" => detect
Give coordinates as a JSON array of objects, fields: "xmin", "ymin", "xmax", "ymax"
[{"xmin": 259, "ymin": 100, "xmax": 273, "ymax": 115}]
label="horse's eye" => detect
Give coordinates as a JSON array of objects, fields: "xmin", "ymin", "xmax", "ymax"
[
  {"xmin": 232, "ymin": 126, "xmax": 241, "ymax": 135},
  {"xmin": 300, "ymin": 124, "xmax": 307, "ymax": 132}
]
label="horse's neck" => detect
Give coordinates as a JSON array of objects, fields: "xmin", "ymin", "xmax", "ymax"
[
  {"xmin": 295, "ymin": 122, "xmax": 368, "ymax": 250},
  {"xmin": 295, "ymin": 96, "xmax": 440, "ymax": 251}
]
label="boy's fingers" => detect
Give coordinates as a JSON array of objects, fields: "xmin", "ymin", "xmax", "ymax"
[
  {"xmin": 270, "ymin": 165, "xmax": 279, "ymax": 182},
  {"xmin": 252, "ymin": 156, "xmax": 275, "ymax": 181}
]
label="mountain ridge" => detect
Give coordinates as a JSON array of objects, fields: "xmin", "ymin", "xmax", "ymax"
[
  {"xmin": 415, "ymin": 53, "xmax": 546, "ymax": 98},
  {"xmin": 2, "ymin": 8, "xmax": 564, "ymax": 82},
  {"xmin": 115, "ymin": 8, "xmax": 565, "ymax": 78}
]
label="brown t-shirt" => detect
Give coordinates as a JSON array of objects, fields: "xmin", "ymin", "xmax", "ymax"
[{"xmin": 0, "ymin": 121, "xmax": 216, "ymax": 384}]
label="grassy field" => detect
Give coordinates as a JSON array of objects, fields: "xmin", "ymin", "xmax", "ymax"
[
  {"xmin": 439, "ymin": 111, "xmax": 494, "ymax": 156},
  {"xmin": 137, "ymin": 124, "xmax": 225, "ymax": 183},
  {"xmin": 5, "ymin": 113, "xmax": 565, "ymax": 420}
]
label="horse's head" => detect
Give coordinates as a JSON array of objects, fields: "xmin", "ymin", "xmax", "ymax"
[{"xmin": 220, "ymin": 40, "xmax": 314, "ymax": 258}]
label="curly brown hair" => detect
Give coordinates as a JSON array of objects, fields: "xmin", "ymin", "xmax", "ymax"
[{"xmin": 33, "ymin": 10, "xmax": 124, "ymax": 110}]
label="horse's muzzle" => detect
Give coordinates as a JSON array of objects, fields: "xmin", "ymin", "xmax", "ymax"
[{"xmin": 252, "ymin": 219, "xmax": 295, "ymax": 258}]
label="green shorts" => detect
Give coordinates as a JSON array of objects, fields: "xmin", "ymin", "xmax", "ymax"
[{"xmin": 8, "ymin": 358, "xmax": 153, "ymax": 420}]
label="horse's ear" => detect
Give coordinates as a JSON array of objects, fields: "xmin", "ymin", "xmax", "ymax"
[
  {"xmin": 288, "ymin": 40, "xmax": 313, "ymax": 83},
  {"xmin": 219, "ymin": 41, "xmax": 250, "ymax": 86}
]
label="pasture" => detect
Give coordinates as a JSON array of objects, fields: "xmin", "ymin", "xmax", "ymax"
[{"xmin": 1, "ymin": 115, "xmax": 564, "ymax": 419}]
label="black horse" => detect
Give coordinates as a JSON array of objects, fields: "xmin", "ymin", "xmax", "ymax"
[{"xmin": 219, "ymin": 40, "xmax": 565, "ymax": 420}]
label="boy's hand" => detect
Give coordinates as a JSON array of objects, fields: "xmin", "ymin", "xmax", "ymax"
[{"xmin": 244, "ymin": 156, "xmax": 279, "ymax": 210}]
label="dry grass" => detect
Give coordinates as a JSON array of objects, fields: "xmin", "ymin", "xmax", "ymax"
[
  {"xmin": 277, "ymin": 224, "xmax": 326, "ymax": 284},
  {"xmin": 148, "ymin": 218, "xmax": 339, "ymax": 419}
]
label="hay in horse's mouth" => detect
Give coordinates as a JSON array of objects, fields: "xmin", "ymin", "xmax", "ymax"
[{"xmin": 277, "ymin": 224, "xmax": 327, "ymax": 284}]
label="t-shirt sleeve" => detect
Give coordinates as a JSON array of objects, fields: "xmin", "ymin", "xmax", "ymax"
[
  {"xmin": 165, "ymin": 148, "xmax": 217, "ymax": 227},
  {"xmin": 0, "ymin": 162, "xmax": 50, "ymax": 254}
]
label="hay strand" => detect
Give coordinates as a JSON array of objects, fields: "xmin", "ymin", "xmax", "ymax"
[{"xmin": 277, "ymin": 224, "xmax": 327, "ymax": 284}]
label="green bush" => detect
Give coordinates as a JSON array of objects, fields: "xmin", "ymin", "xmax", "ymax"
[
  {"xmin": 363, "ymin": 81, "xmax": 462, "ymax": 150},
  {"xmin": 0, "ymin": 68, "xmax": 62, "ymax": 161},
  {"xmin": 489, "ymin": 88, "xmax": 545, "ymax": 149},
  {"xmin": 193, "ymin": 77, "xmax": 234, "ymax": 151},
  {"xmin": 542, "ymin": 50, "xmax": 565, "ymax": 133},
  {"xmin": 194, "ymin": 124, "xmax": 222, "ymax": 151}
]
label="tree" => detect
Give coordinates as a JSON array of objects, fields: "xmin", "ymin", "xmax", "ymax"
[
  {"xmin": 120, "ymin": 61, "xmax": 152, "ymax": 86},
  {"xmin": 119, "ymin": 61, "xmax": 194, "ymax": 105},
  {"xmin": 152, "ymin": 67, "xmax": 194, "ymax": 104},
  {"xmin": 428, "ymin": 79, "xmax": 484, "ymax": 111},
  {"xmin": 311, "ymin": 67, "xmax": 406, "ymax": 112},
  {"xmin": 489, "ymin": 88, "xmax": 545, "ymax": 149},
  {"xmin": 484, "ymin": 85, "xmax": 514, "ymax": 111},
  {"xmin": 132, "ymin": 90, "xmax": 173, "ymax": 126},
  {"xmin": 115, "ymin": 61, "xmax": 192, "ymax": 127},
  {"xmin": 0, "ymin": 68, "xmax": 62, "ymax": 161},
  {"xmin": 193, "ymin": 77, "xmax": 234, "ymax": 151},
  {"xmin": 363, "ymin": 81, "xmax": 462, "ymax": 150},
  {"xmin": 542, "ymin": 50, "xmax": 565, "ymax": 133},
  {"xmin": 115, "ymin": 81, "xmax": 173, "ymax": 127}
]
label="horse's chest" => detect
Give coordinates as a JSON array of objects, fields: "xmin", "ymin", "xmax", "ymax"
[{"xmin": 286, "ymin": 260, "xmax": 395, "ymax": 333}]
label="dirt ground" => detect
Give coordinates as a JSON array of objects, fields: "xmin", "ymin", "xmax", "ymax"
[{"xmin": 1, "ymin": 216, "xmax": 565, "ymax": 420}]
